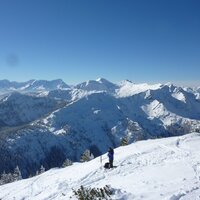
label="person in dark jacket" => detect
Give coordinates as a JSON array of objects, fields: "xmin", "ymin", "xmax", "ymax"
[{"xmin": 107, "ymin": 147, "xmax": 114, "ymax": 168}]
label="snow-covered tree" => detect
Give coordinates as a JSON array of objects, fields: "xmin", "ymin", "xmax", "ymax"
[
  {"xmin": 0, "ymin": 171, "xmax": 7, "ymax": 185},
  {"xmin": 13, "ymin": 166, "xmax": 22, "ymax": 181},
  {"xmin": 0, "ymin": 171, "xmax": 14, "ymax": 185},
  {"xmin": 80, "ymin": 149, "xmax": 93, "ymax": 162},
  {"xmin": 62, "ymin": 159, "xmax": 73, "ymax": 168},
  {"xmin": 39, "ymin": 165, "xmax": 45, "ymax": 174},
  {"xmin": 90, "ymin": 153, "xmax": 94, "ymax": 160}
]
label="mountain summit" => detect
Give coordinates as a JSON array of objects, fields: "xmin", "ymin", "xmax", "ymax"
[{"xmin": 75, "ymin": 78, "xmax": 118, "ymax": 92}]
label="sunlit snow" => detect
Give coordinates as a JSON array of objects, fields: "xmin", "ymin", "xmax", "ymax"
[{"xmin": 0, "ymin": 133, "xmax": 200, "ymax": 200}]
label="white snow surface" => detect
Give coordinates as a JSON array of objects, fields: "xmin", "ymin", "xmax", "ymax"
[
  {"xmin": 1, "ymin": 132, "xmax": 200, "ymax": 200},
  {"xmin": 171, "ymin": 91, "xmax": 186, "ymax": 103},
  {"xmin": 116, "ymin": 81, "xmax": 162, "ymax": 97}
]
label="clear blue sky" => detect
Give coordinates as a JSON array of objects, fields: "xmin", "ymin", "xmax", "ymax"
[{"xmin": 0, "ymin": 0, "xmax": 200, "ymax": 85}]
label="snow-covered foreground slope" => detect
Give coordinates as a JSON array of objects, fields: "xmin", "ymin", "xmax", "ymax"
[{"xmin": 1, "ymin": 133, "xmax": 200, "ymax": 200}]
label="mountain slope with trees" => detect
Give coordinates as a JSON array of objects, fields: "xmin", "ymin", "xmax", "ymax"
[{"xmin": 0, "ymin": 78, "xmax": 199, "ymax": 178}]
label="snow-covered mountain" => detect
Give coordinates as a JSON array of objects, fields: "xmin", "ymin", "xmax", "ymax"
[
  {"xmin": 0, "ymin": 78, "xmax": 200, "ymax": 178},
  {"xmin": 0, "ymin": 79, "xmax": 69, "ymax": 94},
  {"xmin": 0, "ymin": 133, "xmax": 200, "ymax": 200},
  {"xmin": 75, "ymin": 78, "xmax": 118, "ymax": 93},
  {"xmin": 183, "ymin": 86, "xmax": 200, "ymax": 100},
  {"xmin": 0, "ymin": 92, "xmax": 65, "ymax": 127}
]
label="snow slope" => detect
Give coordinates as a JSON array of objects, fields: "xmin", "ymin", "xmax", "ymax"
[
  {"xmin": 116, "ymin": 80, "xmax": 162, "ymax": 97},
  {"xmin": 0, "ymin": 132, "xmax": 200, "ymax": 200}
]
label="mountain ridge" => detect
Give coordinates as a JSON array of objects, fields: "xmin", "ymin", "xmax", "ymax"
[
  {"xmin": 0, "ymin": 79, "xmax": 70, "ymax": 93},
  {"xmin": 0, "ymin": 78, "xmax": 199, "ymax": 178}
]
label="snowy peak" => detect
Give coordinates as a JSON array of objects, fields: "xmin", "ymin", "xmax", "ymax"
[
  {"xmin": 171, "ymin": 87, "xmax": 187, "ymax": 103},
  {"xmin": 75, "ymin": 78, "xmax": 118, "ymax": 92},
  {"xmin": 96, "ymin": 78, "xmax": 115, "ymax": 86},
  {"xmin": 0, "ymin": 79, "xmax": 34, "ymax": 90},
  {"xmin": 1, "ymin": 78, "xmax": 199, "ymax": 101},
  {"xmin": 26, "ymin": 79, "xmax": 70, "ymax": 91}
]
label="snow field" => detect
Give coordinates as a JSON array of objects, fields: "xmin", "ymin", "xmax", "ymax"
[{"xmin": 1, "ymin": 133, "xmax": 200, "ymax": 200}]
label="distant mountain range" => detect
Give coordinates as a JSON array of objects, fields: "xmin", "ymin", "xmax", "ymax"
[
  {"xmin": 0, "ymin": 78, "xmax": 200, "ymax": 178},
  {"xmin": 0, "ymin": 79, "xmax": 69, "ymax": 93}
]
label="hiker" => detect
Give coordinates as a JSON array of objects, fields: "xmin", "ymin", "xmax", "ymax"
[{"xmin": 107, "ymin": 147, "xmax": 114, "ymax": 168}]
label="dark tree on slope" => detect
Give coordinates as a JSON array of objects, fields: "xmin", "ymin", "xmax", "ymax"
[
  {"xmin": 195, "ymin": 128, "xmax": 200, "ymax": 133},
  {"xmin": 80, "ymin": 149, "xmax": 94, "ymax": 162},
  {"xmin": 120, "ymin": 136, "xmax": 129, "ymax": 146},
  {"xmin": 72, "ymin": 185, "xmax": 113, "ymax": 200}
]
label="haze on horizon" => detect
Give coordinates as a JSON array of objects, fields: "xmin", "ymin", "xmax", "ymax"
[{"xmin": 0, "ymin": 0, "xmax": 200, "ymax": 86}]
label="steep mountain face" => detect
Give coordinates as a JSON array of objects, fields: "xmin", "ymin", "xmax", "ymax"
[
  {"xmin": 0, "ymin": 78, "xmax": 200, "ymax": 178},
  {"xmin": 183, "ymin": 86, "xmax": 200, "ymax": 100},
  {"xmin": 0, "ymin": 92, "xmax": 65, "ymax": 127}
]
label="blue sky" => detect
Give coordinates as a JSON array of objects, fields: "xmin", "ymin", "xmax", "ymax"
[{"xmin": 0, "ymin": 0, "xmax": 200, "ymax": 85}]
